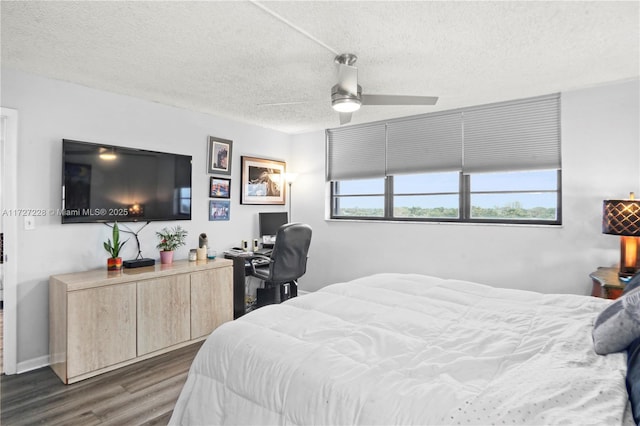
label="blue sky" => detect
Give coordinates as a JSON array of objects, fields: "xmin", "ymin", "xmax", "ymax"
[{"xmin": 337, "ymin": 170, "xmax": 558, "ymax": 210}]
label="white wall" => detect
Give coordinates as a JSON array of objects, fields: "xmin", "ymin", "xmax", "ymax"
[
  {"xmin": 1, "ymin": 69, "xmax": 292, "ymax": 368},
  {"xmin": 291, "ymin": 79, "xmax": 640, "ymax": 295}
]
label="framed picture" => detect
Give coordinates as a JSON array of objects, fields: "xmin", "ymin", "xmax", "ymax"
[
  {"xmin": 241, "ymin": 156, "xmax": 286, "ymax": 205},
  {"xmin": 209, "ymin": 177, "xmax": 231, "ymax": 199},
  {"xmin": 207, "ymin": 136, "xmax": 232, "ymax": 175},
  {"xmin": 209, "ymin": 200, "xmax": 230, "ymax": 221}
]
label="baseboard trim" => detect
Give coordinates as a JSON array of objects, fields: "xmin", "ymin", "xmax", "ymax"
[{"xmin": 16, "ymin": 355, "xmax": 50, "ymax": 374}]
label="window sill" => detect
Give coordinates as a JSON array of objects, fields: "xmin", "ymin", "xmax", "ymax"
[{"xmin": 325, "ymin": 217, "xmax": 562, "ymax": 228}]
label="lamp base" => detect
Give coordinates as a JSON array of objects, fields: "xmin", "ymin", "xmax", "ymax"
[
  {"xmin": 618, "ymin": 270, "xmax": 637, "ymax": 279},
  {"xmin": 619, "ymin": 235, "xmax": 639, "ymax": 278}
]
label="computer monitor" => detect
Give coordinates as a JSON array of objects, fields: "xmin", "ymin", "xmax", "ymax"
[{"xmin": 259, "ymin": 212, "xmax": 288, "ymax": 247}]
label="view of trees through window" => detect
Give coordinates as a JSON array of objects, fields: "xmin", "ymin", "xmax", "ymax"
[
  {"xmin": 332, "ymin": 170, "xmax": 560, "ymax": 223},
  {"xmin": 337, "ymin": 203, "xmax": 556, "ymax": 220}
]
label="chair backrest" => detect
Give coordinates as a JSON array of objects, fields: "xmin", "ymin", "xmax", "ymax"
[{"xmin": 267, "ymin": 223, "xmax": 312, "ymax": 284}]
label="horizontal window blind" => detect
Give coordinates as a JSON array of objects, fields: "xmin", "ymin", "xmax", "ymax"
[
  {"xmin": 326, "ymin": 93, "xmax": 561, "ymax": 181},
  {"xmin": 386, "ymin": 112, "xmax": 463, "ymax": 175},
  {"xmin": 326, "ymin": 123, "xmax": 386, "ymax": 181},
  {"xmin": 463, "ymin": 94, "xmax": 561, "ymax": 173}
]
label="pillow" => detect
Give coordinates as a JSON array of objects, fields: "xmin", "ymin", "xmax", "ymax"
[
  {"xmin": 626, "ymin": 336, "xmax": 640, "ymax": 424},
  {"xmin": 623, "ymin": 272, "xmax": 640, "ymax": 295},
  {"xmin": 593, "ymin": 287, "xmax": 640, "ymax": 355}
]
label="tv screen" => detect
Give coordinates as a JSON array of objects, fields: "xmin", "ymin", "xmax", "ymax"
[{"xmin": 62, "ymin": 139, "xmax": 192, "ymax": 224}]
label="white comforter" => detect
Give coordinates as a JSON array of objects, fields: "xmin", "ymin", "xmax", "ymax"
[{"xmin": 170, "ymin": 273, "xmax": 632, "ymax": 425}]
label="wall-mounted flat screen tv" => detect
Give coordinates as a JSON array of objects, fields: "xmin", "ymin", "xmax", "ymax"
[{"xmin": 62, "ymin": 139, "xmax": 192, "ymax": 224}]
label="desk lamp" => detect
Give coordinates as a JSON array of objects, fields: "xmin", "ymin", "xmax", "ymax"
[{"xmin": 603, "ymin": 192, "xmax": 640, "ymax": 277}]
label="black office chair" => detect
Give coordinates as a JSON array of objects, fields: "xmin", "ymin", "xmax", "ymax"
[{"xmin": 250, "ymin": 222, "xmax": 312, "ymax": 307}]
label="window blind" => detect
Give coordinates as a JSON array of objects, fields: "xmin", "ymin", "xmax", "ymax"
[
  {"xmin": 326, "ymin": 93, "xmax": 561, "ymax": 181},
  {"xmin": 326, "ymin": 123, "xmax": 386, "ymax": 181},
  {"xmin": 463, "ymin": 94, "xmax": 561, "ymax": 173},
  {"xmin": 386, "ymin": 112, "xmax": 463, "ymax": 175}
]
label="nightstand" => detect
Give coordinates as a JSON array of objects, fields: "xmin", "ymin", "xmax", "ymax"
[{"xmin": 590, "ymin": 267, "xmax": 625, "ymax": 299}]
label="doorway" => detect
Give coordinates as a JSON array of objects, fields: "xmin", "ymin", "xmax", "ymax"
[{"xmin": 1, "ymin": 107, "xmax": 18, "ymax": 375}]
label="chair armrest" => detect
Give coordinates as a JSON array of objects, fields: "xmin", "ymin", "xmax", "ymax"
[{"xmin": 249, "ymin": 255, "xmax": 273, "ymax": 277}]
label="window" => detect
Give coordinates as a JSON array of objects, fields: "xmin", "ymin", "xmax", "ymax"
[
  {"xmin": 468, "ymin": 170, "xmax": 560, "ymax": 221},
  {"xmin": 332, "ymin": 178, "xmax": 385, "ymax": 217},
  {"xmin": 331, "ymin": 169, "xmax": 560, "ymax": 224},
  {"xmin": 393, "ymin": 172, "xmax": 460, "ymax": 219},
  {"xmin": 327, "ymin": 94, "xmax": 561, "ymax": 225}
]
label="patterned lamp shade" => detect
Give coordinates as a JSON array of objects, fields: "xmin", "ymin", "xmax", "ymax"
[
  {"xmin": 603, "ymin": 198, "xmax": 640, "ymax": 277},
  {"xmin": 603, "ymin": 200, "xmax": 640, "ymax": 236}
]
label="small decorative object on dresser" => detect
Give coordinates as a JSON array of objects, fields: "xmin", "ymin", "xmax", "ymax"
[
  {"xmin": 156, "ymin": 226, "xmax": 188, "ymax": 264},
  {"xmin": 196, "ymin": 232, "xmax": 208, "ymax": 260},
  {"xmin": 590, "ymin": 266, "xmax": 626, "ymax": 299},
  {"xmin": 103, "ymin": 222, "xmax": 127, "ymax": 271},
  {"xmin": 199, "ymin": 233, "xmax": 208, "ymax": 248}
]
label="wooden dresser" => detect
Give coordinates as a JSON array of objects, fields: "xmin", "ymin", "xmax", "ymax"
[{"xmin": 49, "ymin": 258, "xmax": 233, "ymax": 384}]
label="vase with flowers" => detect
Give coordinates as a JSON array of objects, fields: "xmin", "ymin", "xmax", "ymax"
[{"xmin": 156, "ymin": 226, "xmax": 188, "ymax": 264}]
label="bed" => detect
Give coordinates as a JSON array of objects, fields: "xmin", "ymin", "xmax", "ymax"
[{"xmin": 170, "ymin": 273, "xmax": 636, "ymax": 425}]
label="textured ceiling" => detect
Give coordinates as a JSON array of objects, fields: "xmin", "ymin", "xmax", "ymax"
[{"xmin": 1, "ymin": 1, "xmax": 639, "ymax": 134}]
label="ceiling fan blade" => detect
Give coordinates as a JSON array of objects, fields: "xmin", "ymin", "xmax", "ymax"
[
  {"xmin": 339, "ymin": 112, "xmax": 352, "ymax": 125},
  {"xmin": 361, "ymin": 94, "xmax": 439, "ymax": 106},
  {"xmin": 337, "ymin": 63, "xmax": 358, "ymax": 94},
  {"xmin": 257, "ymin": 101, "xmax": 312, "ymax": 106}
]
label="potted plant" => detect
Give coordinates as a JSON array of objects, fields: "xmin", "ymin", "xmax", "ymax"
[
  {"xmin": 156, "ymin": 225, "xmax": 188, "ymax": 264},
  {"xmin": 104, "ymin": 222, "xmax": 127, "ymax": 270}
]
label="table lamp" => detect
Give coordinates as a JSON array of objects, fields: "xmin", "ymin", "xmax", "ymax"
[{"xmin": 603, "ymin": 192, "xmax": 640, "ymax": 277}]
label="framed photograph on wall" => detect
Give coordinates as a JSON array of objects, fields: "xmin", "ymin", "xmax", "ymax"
[
  {"xmin": 209, "ymin": 200, "xmax": 230, "ymax": 221},
  {"xmin": 207, "ymin": 136, "xmax": 232, "ymax": 175},
  {"xmin": 240, "ymin": 156, "xmax": 286, "ymax": 205},
  {"xmin": 209, "ymin": 177, "xmax": 231, "ymax": 199}
]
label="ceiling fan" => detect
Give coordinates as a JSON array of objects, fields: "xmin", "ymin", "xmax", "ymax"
[
  {"xmin": 259, "ymin": 53, "xmax": 439, "ymax": 125},
  {"xmin": 330, "ymin": 53, "xmax": 439, "ymax": 124}
]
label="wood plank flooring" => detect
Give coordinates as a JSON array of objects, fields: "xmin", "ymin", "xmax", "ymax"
[
  {"xmin": 1, "ymin": 308, "xmax": 4, "ymax": 374},
  {"xmin": 0, "ymin": 341, "xmax": 202, "ymax": 425}
]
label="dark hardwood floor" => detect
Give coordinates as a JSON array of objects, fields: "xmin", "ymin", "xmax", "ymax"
[{"xmin": 0, "ymin": 341, "xmax": 202, "ymax": 425}]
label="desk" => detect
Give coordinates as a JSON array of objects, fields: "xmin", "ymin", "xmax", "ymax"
[{"xmin": 224, "ymin": 251, "xmax": 255, "ymax": 319}]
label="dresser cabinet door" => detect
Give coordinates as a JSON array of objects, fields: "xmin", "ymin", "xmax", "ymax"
[
  {"xmin": 137, "ymin": 275, "xmax": 191, "ymax": 355},
  {"xmin": 67, "ymin": 283, "xmax": 137, "ymax": 378},
  {"xmin": 190, "ymin": 267, "xmax": 233, "ymax": 339}
]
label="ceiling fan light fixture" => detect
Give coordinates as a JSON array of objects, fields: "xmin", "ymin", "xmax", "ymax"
[
  {"xmin": 332, "ymin": 98, "xmax": 361, "ymax": 113},
  {"xmin": 331, "ymin": 83, "xmax": 362, "ymax": 113}
]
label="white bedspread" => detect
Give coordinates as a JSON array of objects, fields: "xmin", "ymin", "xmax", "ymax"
[{"xmin": 170, "ymin": 273, "xmax": 632, "ymax": 425}]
